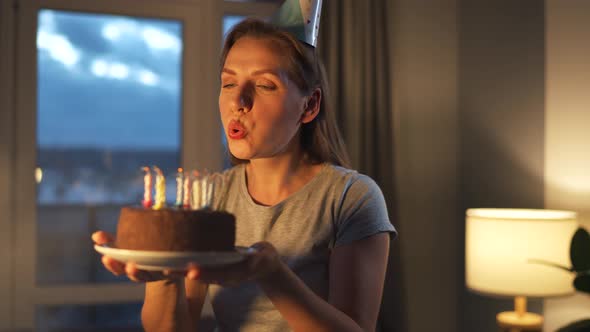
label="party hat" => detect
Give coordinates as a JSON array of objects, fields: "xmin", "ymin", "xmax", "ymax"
[{"xmin": 271, "ymin": 0, "xmax": 323, "ymax": 47}]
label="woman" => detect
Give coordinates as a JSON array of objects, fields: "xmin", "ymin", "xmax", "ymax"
[{"xmin": 93, "ymin": 18, "xmax": 396, "ymax": 332}]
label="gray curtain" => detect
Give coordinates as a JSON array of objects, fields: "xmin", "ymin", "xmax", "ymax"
[{"xmin": 318, "ymin": 1, "xmax": 407, "ymax": 331}]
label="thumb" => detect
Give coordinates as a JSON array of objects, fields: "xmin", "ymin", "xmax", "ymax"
[
  {"xmin": 92, "ymin": 231, "xmax": 115, "ymax": 245},
  {"xmin": 249, "ymin": 241, "xmax": 273, "ymax": 253}
]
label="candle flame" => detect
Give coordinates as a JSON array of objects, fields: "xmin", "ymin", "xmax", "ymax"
[{"xmin": 35, "ymin": 167, "xmax": 43, "ymax": 184}]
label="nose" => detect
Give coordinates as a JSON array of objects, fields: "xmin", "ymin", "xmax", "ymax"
[{"xmin": 231, "ymin": 84, "xmax": 254, "ymax": 114}]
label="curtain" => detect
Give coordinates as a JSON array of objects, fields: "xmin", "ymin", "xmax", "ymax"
[{"xmin": 318, "ymin": 1, "xmax": 407, "ymax": 331}]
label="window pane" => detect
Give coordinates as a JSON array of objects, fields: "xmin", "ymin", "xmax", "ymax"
[{"xmin": 36, "ymin": 9, "xmax": 183, "ymax": 285}]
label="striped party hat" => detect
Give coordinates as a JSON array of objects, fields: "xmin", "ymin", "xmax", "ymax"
[{"xmin": 271, "ymin": 0, "xmax": 323, "ymax": 47}]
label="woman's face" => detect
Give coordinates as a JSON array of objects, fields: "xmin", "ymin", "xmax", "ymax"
[{"xmin": 219, "ymin": 36, "xmax": 309, "ymax": 161}]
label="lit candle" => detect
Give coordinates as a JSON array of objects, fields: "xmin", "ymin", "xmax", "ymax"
[
  {"xmin": 141, "ymin": 166, "xmax": 153, "ymax": 208},
  {"xmin": 201, "ymin": 170, "xmax": 208, "ymax": 208},
  {"xmin": 206, "ymin": 174, "xmax": 214, "ymax": 207},
  {"xmin": 175, "ymin": 168, "xmax": 183, "ymax": 208},
  {"xmin": 183, "ymin": 171, "xmax": 191, "ymax": 209},
  {"xmin": 153, "ymin": 166, "xmax": 166, "ymax": 210},
  {"xmin": 191, "ymin": 170, "xmax": 200, "ymax": 209}
]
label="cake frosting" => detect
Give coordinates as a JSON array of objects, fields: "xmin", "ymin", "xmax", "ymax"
[{"xmin": 115, "ymin": 206, "xmax": 236, "ymax": 252}]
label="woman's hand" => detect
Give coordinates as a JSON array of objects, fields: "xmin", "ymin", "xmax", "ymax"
[
  {"xmin": 92, "ymin": 230, "xmax": 187, "ymax": 283},
  {"xmin": 187, "ymin": 241, "xmax": 282, "ymax": 286}
]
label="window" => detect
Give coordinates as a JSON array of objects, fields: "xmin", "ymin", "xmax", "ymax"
[
  {"xmin": 36, "ymin": 9, "xmax": 183, "ymax": 286},
  {"xmin": 33, "ymin": 7, "xmax": 185, "ymax": 331},
  {"xmin": 3, "ymin": 0, "xmax": 277, "ymax": 330}
]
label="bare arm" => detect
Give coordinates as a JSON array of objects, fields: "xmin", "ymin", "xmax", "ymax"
[
  {"xmin": 258, "ymin": 233, "xmax": 390, "ymax": 332},
  {"xmin": 142, "ymin": 279, "xmax": 192, "ymax": 332},
  {"xmin": 141, "ymin": 278, "xmax": 208, "ymax": 332},
  {"xmin": 186, "ymin": 279, "xmax": 209, "ymax": 328},
  {"xmin": 92, "ymin": 231, "xmax": 208, "ymax": 332},
  {"xmin": 93, "ymin": 231, "xmax": 209, "ymax": 332},
  {"xmin": 329, "ymin": 233, "xmax": 390, "ymax": 331}
]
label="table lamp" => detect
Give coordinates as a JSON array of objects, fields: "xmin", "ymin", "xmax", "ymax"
[{"xmin": 465, "ymin": 208, "xmax": 577, "ymax": 331}]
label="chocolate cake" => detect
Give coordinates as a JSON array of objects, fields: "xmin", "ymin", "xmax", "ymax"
[{"xmin": 115, "ymin": 206, "xmax": 236, "ymax": 252}]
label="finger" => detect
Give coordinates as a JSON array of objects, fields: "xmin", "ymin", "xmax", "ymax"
[
  {"xmin": 125, "ymin": 263, "xmax": 143, "ymax": 282},
  {"xmin": 92, "ymin": 231, "xmax": 114, "ymax": 245},
  {"xmin": 92, "ymin": 231, "xmax": 112, "ymax": 244},
  {"xmin": 187, "ymin": 267, "xmax": 200, "ymax": 280},
  {"xmin": 249, "ymin": 242, "xmax": 275, "ymax": 257},
  {"xmin": 102, "ymin": 255, "xmax": 125, "ymax": 276},
  {"xmin": 127, "ymin": 263, "xmax": 170, "ymax": 282},
  {"xmin": 249, "ymin": 242, "xmax": 267, "ymax": 251},
  {"xmin": 126, "ymin": 263, "xmax": 158, "ymax": 282}
]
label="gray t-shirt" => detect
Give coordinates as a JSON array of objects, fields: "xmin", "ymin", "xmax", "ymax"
[{"xmin": 207, "ymin": 163, "xmax": 396, "ymax": 332}]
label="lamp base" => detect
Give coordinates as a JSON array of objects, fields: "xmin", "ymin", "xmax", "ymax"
[{"xmin": 496, "ymin": 311, "xmax": 543, "ymax": 329}]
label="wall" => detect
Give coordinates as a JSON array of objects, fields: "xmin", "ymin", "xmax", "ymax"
[
  {"xmin": 545, "ymin": 1, "xmax": 590, "ymax": 330},
  {"xmin": 458, "ymin": 1, "xmax": 546, "ymax": 332},
  {"xmin": 391, "ymin": 1, "xmax": 459, "ymax": 331},
  {"xmin": 392, "ymin": 1, "xmax": 547, "ymax": 331},
  {"xmin": 0, "ymin": 0, "xmax": 15, "ymax": 328}
]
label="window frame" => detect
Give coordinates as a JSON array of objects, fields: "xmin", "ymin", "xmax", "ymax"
[
  {"xmin": 11, "ymin": 0, "xmax": 221, "ymax": 329},
  {"xmin": 0, "ymin": 0, "xmax": 17, "ymax": 329},
  {"xmin": 5, "ymin": 0, "xmax": 279, "ymax": 329}
]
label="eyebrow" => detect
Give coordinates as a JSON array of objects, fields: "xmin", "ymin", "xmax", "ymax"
[{"xmin": 221, "ymin": 67, "xmax": 281, "ymax": 77}]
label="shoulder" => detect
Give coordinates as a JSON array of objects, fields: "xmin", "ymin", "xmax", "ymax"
[
  {"xmin": 214, "ymin": 164, "xmax": 244, "ymax": 185},
  {"xmin": 324, "ymin": 165, "xmax": 384, "ymax": 198},
  {"xmin": 320, "ymin": 164, "xmax": 388, "ymax": 218},
  {"xmin": 219, "ymin": 163, "xmax": 245, "ymax": 177},
  {"xmin": 326, "ymin": 165, "xmax": 396, "ymax": 246},
  {"xmin": 210, "ymin": 165, "xmax": 245, "ymax": 208}
]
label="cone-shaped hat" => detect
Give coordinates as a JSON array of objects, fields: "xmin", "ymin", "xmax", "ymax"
[{"xmin": 271, "ymin": 0, "xmax": 322, "ymax": 47}]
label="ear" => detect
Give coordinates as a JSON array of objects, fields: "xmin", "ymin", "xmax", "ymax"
[{"xmin": 301, "ymin": 88, "xmax": 321, "ymax": 124}]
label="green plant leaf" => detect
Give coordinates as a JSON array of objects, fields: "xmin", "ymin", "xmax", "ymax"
[
  {"xmin": 557, "ymin": 318, "xmax": 590, "ymax": 332},
  {"xmin": 571, "ymin": 227, "xmax": 590, "ymax": 272},
  {"xmin": 574, "ymin": 274, "xmax": 590, "ymax": 294}
]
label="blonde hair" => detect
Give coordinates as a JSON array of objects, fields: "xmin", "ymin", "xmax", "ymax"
[{"xmin": 220, "ymin": 18, "xmax": 351, "ymax": 168}]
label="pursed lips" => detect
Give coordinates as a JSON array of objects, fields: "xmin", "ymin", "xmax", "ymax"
[{"xmin": 228, "ymin": 119, "xmax": 247, "ymax": 139}]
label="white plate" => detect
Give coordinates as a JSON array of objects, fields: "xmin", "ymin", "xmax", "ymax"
[{"xmin": 94, "ymin": 244, "xmax": 255, "ymax": 271}]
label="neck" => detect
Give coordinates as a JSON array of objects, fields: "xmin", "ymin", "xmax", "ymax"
[{"xmin": 245, "ymin": 152, "xmax": 321, "ymax": 206}]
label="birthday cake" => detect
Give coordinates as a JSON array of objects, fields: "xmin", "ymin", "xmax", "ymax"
[
  {"xmin": 114, "ymin": 166, "xmax": 235, "ymax": 252},
  {"xmin": 115, "ymin": 207, "xmax": 235, "ymax": 252}
]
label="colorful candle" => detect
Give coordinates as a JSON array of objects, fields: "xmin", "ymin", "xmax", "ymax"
[
  {"xmin": 201, "ymin": 170, "xmax": 208, "ymax": 208},
  {"xmin": 183, "ymin": 171, "xmax": 191, "ymax": 209},
  {"xmin": 191, "ymin": 170, "xmax": 200, "ymax": 209},
  {"xmin": 153, "ymin": 166, "xmax": 166, "ymax": 210},
  {"xmin": 141, "ymin": 166, "xmax": 153, "ymax": 208},
  {"xmin": 175, "ymin": 167, "xmax": 183, "ymax": 207},
  {"xmin": 206, "ymin": 174, "xmax": 214, "ymax": 207}
]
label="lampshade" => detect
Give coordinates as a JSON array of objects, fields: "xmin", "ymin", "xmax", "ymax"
[{"xmin": 466, "ymin": 208, "xmax": 577, "ymax": 298}]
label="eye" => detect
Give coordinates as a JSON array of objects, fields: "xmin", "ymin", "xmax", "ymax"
[
  {"xmin": 222, "ymin": 83, "xmax": 236, "ymax": 89},
  {"xmin": 256, "ymin": 84, "xmax": 276, "ymax": 91}
]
